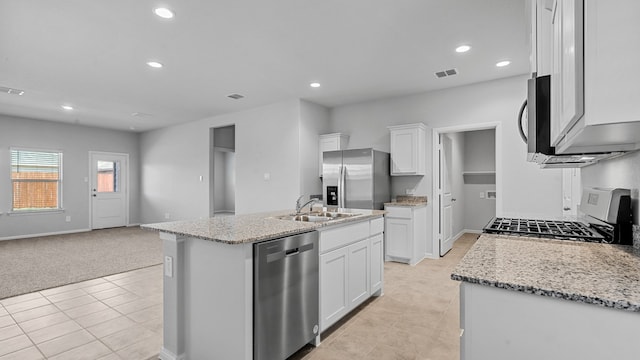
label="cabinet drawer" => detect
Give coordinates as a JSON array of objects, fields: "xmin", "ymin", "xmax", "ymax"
[
  {"xmin": 385, "ymin": 206, "xmax": 412, "ymax": 219},
  {"xmin": 319, "ymin": 221, "xmax": 370, "ymax": 254},
  {"xmin": 370, "ymin": 217, "xmax": 384, "ymax": 235}
]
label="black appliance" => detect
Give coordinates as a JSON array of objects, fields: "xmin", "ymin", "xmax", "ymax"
[
  {"xmin": 484, "ymin": 188, "xmax": 633, "ymax": 245},
  {"xmin": 518, "ymin": 74, "xmax": 622, "ymax": 168}
]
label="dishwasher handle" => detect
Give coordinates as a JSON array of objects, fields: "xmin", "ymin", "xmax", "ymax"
[{"xmin": 266, "ymin": 242, "xmax": 314, "ymax": 263}]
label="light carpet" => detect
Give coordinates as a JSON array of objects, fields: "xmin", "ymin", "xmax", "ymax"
[{"xmin": 0, "ymin": 226, "xmax": 162, "ymax": 299}]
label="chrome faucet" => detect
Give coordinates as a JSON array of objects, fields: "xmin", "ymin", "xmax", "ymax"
[{"xmin": 296, "ymin": 195, "xmax": 320, "ymax": 214}]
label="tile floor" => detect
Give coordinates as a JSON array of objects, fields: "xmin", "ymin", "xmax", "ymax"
[
  {"xmin": 0, "ymin": 233, "xmax": 478, "ymax": 360},
  {"xmin": 0, "ymin": 266, "xmax": 163, "ymax": 360},
  {"xmin": 291, "ymin": 233, "xmax": 478, "ymax": 360}
]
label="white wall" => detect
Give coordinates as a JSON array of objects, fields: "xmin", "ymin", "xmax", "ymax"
[
  {"xmin": 329, "ymin": 75, "xmax": 564, "ymax": 251},
  {"xmin": 140, "ymin": 99, "xmax": 329, "ymax": 223},
  {"xmin": 0, "ymin": 115, "xmax": 140, "ymax": 239},
  {"xmin": 581, "ymin": 151, "xmax": 640, "ymax": 226},
  {"xmin": 299, "ymin": 100, "xmax": 330, "ymax": 198}
]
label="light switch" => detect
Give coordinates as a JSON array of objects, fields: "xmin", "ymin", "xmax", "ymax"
[
  {"xmin": 164, "ymin": 256, "xmax": 173, "ymax": 278},
  {"xmin": 264, "ymin": 173, "xmax": 270, "ymax": 181}
]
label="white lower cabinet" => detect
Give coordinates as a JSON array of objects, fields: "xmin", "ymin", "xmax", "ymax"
[
  {"xmin": 369, "ymin": 234, "xmax": 383, "ymax": 294},
  {"xmin": 460, "ymin": 282, "xmax": 640, "ymax": 360},
  {"xmin": 320, "ymin": 247, "xmax": 349, "ymax": 329},
  {"xmin": 385, "ymin": 218, "xmax": 411, "ymax": 260},
  {"xmin": 384, "ymin": 205, "xmax": 427, "ymax": 265},
  {"xmin": 319, "ymin": 217, "xmax": 384, "ymax": 334},
  {"xmin": 347, "ymin": 239, "xmax": 370, "ymax": 308}
]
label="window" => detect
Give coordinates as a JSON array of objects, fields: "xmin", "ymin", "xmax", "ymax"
[{"xmin": 11, "ymin": 149, "xmax": 63, "ymax": 211}]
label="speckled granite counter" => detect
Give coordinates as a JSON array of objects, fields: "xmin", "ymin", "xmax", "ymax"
[
  {"xmin": 385, "ymin": 195, "xmax": 427, "ymax": 208},
  {"xmin": 452, "ymin": 234, "xmax": 640, "ymax": 312},
  {"xmin": 142, "ymin": 209, "xmax": 385, "ymax": 244}
]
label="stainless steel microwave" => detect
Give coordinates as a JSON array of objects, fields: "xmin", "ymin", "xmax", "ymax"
[{"xmin": 519, "ymin": 74, "xmax": 622, "ymax": 168}]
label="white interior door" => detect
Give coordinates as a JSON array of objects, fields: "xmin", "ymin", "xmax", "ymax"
[
  {"xmin": 91, "ymin": 152, "xmax": 128, "ymax": 229},
  {"xmin": 439, "ymin": 135, "xmax": 454, "ymax": 256}
]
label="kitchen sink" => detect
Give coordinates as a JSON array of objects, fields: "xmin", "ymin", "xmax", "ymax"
[
  {"xmin": 273, "ymin": 211, "xmax": 361, "ymax": 223},
  {"xmin": 275, "ymin": 215, "xmax": 332, "ymax": 222}
]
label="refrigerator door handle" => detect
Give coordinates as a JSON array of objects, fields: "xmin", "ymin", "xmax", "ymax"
[{"xmin": 338, "ymin": 165, "xmax": 344, "ymax": 210}]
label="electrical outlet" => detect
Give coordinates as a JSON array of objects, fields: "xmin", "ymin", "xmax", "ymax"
[
  {"xmin": 65, "ymin": 216, "xmax": 71, "ymax": 222},
  {"xmin": 164, "ymin": 256, "xmax": 173, "ymax": 277},
  {"xmin": 263, "ymin": 173, "xmax": 271, "ymax": 181},
  {"xmin": 479, "ymin": 192, "xmax": 485, "ymax": 199},
  {"xmin": 405, "ymin": 188, "xmax": 415, "ymax": 195},
  {"xmin": 164, "ymin": 213, "xmax": 170, "ymax": 219}
]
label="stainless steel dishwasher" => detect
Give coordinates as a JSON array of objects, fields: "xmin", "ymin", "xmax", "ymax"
[{"xmin": 254, "ymin": 230, "xmax": 319, "ymax": 360}]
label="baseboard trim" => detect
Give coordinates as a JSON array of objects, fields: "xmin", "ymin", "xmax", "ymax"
[
  {"xmin": 0, "ymin": 228, "xmax": 91, "ymax": 241},
  {"xmin": 462, "ymin": 229, "xmax": 483, "ymax": 235},
  {"xmin": 159, "ymin": 348, "xmax": 185, "ymax": 360}
]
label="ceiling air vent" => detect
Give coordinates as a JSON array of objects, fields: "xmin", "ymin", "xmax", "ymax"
[
  {"xmin": 434, "ymin": 68, "xmax": 458, "ymax": 78},
  {"xmin": 227, "ymin": 93, "xmax": 245, "ymax": 100},
  {"xmin": 0, "ymin": 86, "xmax": 25, "ymax": 95}
]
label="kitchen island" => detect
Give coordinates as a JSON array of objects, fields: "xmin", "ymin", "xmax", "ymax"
[
  {"xmin": 452, "ymin": 234, "xmax": 640, "ymax": 360},
  {"xmin": 142, "ymin": 209, "xmax": 385, "ymax": 360}
]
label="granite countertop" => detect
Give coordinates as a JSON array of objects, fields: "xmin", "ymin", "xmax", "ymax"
[
  {"xmin": 141, "ymin": 209, "xmax": 385, "ymax": 245},
  {"xmin": 385, "ymin": 195, "xmax": 428, "ymax": 208},
  {"xmin": 451, "ymin": 234, "xmax": 640, "ymax": 312}
]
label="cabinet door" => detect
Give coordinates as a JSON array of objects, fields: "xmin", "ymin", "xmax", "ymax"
[
  {"xmin": 320, "ymin": 247, "xmax": 349, "ymax": 332},
  {"xmin": 347, "ymin": 239, "xmax": 370, "ymax": 309},
  {"xmin": 385, "ymin": 218, "xmax": 411, "ymax": 260},
  {"xmin": 319, "ymin": 137, "xmax": 340, "ymax": 177},
  {"xmin": 390, "ymin": 128, "xmax": 418, "ymax": 175},
  {"xmin": 550, "ymin": 0, "xmax": 584, "ymax": 146},
  {"xmin": 370, "ymin": 234, "xmax": 384, "ymax": 294}
]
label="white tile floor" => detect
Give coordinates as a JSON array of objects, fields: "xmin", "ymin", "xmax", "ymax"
[{"xmin": 0, "ymin": 265, "xmax": 163, "ymax": 360}]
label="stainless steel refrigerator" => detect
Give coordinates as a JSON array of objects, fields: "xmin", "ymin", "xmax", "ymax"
[{"xmin": 322, "ymin": 148, "xmax": 390, "ymax": 210}]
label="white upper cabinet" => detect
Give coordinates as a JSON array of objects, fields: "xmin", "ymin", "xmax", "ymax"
[
  {"xmin": 388, "ymin": 123, "xmax": 426, "ymax": 176},
  {"xmin": 550, "ymin": 0, "xmax": 584, "ymax": 147},
  {"xmin": 531, "ymin": 0, "xmax": 554, "ymax": 76},
  {"xmin": 545, "ymin": 0, "xmax": 640, "ymax": 154},
  {"xmin": 319, "ymin": 133, "xmax": 349, "ymax": 177}
]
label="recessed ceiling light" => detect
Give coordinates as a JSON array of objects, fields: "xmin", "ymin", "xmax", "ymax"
[
  {"xmin": 496, "ymin": 60, "xmax": 511, "ymax": 67},
  {"xmin": 456, "ymin": 45, "xmax": 471, "ymax": 53},
  {"xmin": 147, "ymin": 61, "xmax": 163, "ymax": 68},
  {"xmin": 154, "ymin": 8, "xmax": 174, "ymax": 19},
  {"xmin": 310, "ymin": 82, "xmax": 321, "ymax": 88},
  {"xmin": 61, "ymin": 105, "xmax": 73, "ymax": 110}
]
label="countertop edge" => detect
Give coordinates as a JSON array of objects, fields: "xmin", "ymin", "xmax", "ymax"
[
  {"xmin": 450, "ymin": 273, "xmax": 640, "ymax": 312},
  {"xmin": 141, "ymin": 211, "xmax": 384, "ymax": 245},
  {"xmin": 384, "ymin": 202, "xmax": 427, "ymax": 208},
  {"xmin": 450, "ymin": 234, "xmax": 640, "ymax": 312}
]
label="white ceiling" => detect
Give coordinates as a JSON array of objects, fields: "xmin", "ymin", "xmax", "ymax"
[{"xmin": 0, "ymin": 0, "xmax": 530, "ymax": 133}]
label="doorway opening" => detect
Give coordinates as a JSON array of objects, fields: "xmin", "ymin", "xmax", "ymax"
[
  {"xmin": 432, "ymin": 123, "xmax": 501, "ymax": 257},
  {"xmin": 89, "ymin": 151, "xmax": 129, "ymax": 229},
  {"xmin": 210, "ymin": 125, "xmax": 236, "ymax": 217}
]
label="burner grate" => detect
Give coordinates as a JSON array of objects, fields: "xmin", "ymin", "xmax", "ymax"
[{"xmin": 484, "ymin": 217, "xmax": 606, "ymax": 242}]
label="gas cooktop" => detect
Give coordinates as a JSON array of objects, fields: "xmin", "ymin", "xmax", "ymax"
[{"xmin": 483, "ymin": 217, "xmax": 606, "ymax": 242}]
